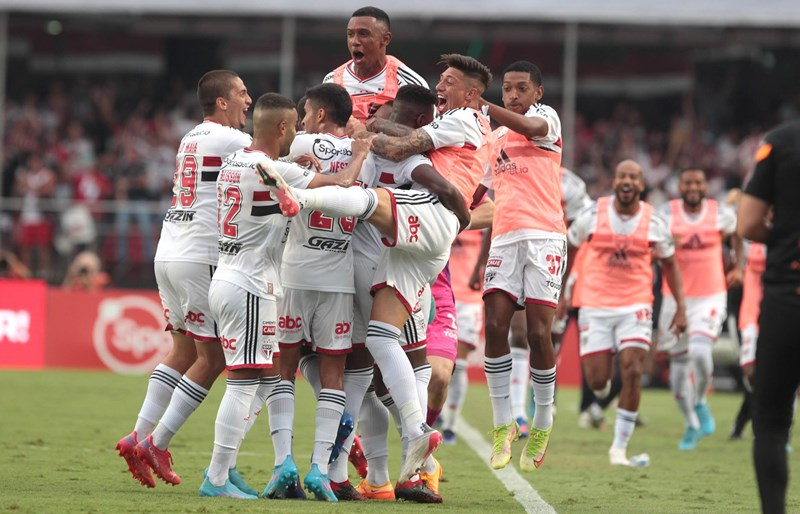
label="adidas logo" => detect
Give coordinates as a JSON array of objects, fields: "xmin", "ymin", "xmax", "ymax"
[
  {"xmin": 607, "ymin": 245, "xmax": 633, "ymax": 269},
  {"xmin": 681, "ymin": 233, "xmax": 704, "ymax": 250},
  {"xmin": 494, "ymin": 149, "xmax": 528, "ymax": 175}
]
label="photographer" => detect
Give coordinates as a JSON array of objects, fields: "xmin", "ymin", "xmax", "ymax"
[{"xmin": 62, "ymin": 250, "xmax": 109, "ymax": 291}]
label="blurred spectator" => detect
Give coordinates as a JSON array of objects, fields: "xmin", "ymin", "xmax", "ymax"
[
  {"xmin": 62, "ymin": 250, "xmax": 109, "ymax": 291},
  {"xmin": 13, "ymin": 153, "xmax": 56, "ymax": 278},
  {"xmin": 0, "ymin": 249, "xmax": 33, "ymax": 280}
]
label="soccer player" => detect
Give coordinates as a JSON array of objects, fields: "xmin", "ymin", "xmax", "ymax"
[
  {"xmin": 737, "ymin": 120, "xmax": 800, "ymax": 514},
  {"xmin": 259, "ymin": 53, "xmax": 491, "ymax": 484},
  {"xmin": 216, "ymin": 93, "xmax": 372, "ymax": 502},
  {"xmin": 656, "ymin": 167, "xmax": 740, "ymax": 450},
  {"xmin": 472, "ymin": 60, "xmax": 564, "ymax": 472},
  {"xmin": 350, "ymin": 85, "xmax": 441, "ymax": 503},
  {"xmin": 324, "ymin": 6, "xmax": 428, "ymax": 122},
  {"xmin": 507, "ymin": 166, "xmax": 592, "ymax": 437},
  {"xmin": 568, "ymin": 159, "xmax": 687, "ymax": 467},
  {"xmin": 269, "ymin": 83, "xmax": 363, "ymax": 502},
  {"xmin": 439, "ymin": 228, "xmax": 486, "ymax": 445},
  {"xmin": 116, "ymin": 70, "xmax": 251, "ymax": 489}
]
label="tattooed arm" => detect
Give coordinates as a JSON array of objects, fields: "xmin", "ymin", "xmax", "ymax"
[
  {"xmin": 371, "ymin": 128, "xmax": 435, "ymax": 162},
  {"xmin": 365, "ymin": 117, "xmax": 415, "ymax": 137}
]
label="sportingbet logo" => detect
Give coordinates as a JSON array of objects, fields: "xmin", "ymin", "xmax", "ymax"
[
  {"xmin": 93, "ymin": 295, "xmax": 172, "ymax": 375},
  {"xmin": 0, "ymin": 310, "xmax": 31, "ymax": 344},
  {"xmin": 407, "ymin": 215, "xmax": 421, "ymax": 243},
  {"xmin": 278, "ymin": 316, "xmax": 302, "ymax": 330}
]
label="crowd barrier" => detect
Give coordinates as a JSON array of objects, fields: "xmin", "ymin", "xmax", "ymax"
[{"xmin": 0, "ymin": 279, "xmax": 582, "ymax": 385}]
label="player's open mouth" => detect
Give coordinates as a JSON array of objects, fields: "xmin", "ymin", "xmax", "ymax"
[
  {"xmin": 352, "ymin": 51, "xmax": 365, "ymax": 62},
  {"xmin": 437, "ymin": 95, "xmax": 447, "ymax": 111}
]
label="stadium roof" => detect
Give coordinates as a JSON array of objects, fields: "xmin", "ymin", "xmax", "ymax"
[{"xmin": 2, "ymin": 0, "xmax": 800, "ymax": 28}]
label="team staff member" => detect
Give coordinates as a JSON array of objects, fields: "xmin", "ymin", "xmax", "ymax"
[{"xmin": 737, "ymin": 120, "xmax": 800, "ymax": 514}]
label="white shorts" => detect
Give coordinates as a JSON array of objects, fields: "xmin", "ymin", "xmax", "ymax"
[
  {"xmin": 279, "ymin": 288, "xmax": 354, "ymax": 354},
  {"xmin": 208, "ymin": 280, "xmax": 277, "ymax": 370},
  {"xmin": 455, "ymin": 301, "xmax": 483, "ymax": 348},
  {"xmin": 483, "ymin": 238, "xmax": 567, "ymax": 308},
  {"xmin": 372, "ymin": 189, "xmax": 457, "ymax": 312},
  {"xmin": 658, "ymin": 293, "xmax": 727, "ymax": 356},
  {"xmin": 578, "ymin": 307, "xmax": 653, "ymax": 357},
  {"xmin": 353, "ymin": 254, "xmax": 428, "ymax": 351},
  {"xmin": 155, "ymin": 260, "xmax": 218, "ymax": 342},
  {"xmin": 740, "ymin": 324, "xmax": 758, "ymax": 368}
]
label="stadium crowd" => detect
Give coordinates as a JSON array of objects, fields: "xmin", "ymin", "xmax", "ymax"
[
  {"xmin": 2, "ymin": 6, "xmax": 793, "ymax": 512},
  {"xmin": 1, "ymin": 65, "xmax": 768, "ymax": 284}
]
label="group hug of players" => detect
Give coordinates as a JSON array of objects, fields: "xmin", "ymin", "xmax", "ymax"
[{"xmin": 113, "ymin": 5, "xmax": 764, "ymax": 504}]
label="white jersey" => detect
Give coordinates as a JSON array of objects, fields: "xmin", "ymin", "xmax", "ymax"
[
  {"xmin": 568, "ymin": 200, "xmax": 675, "ymax": 259},
  {"xmin": 281, "ymin": 132, "xmax": 356, "ymax": 293},
  {"xmin": 655, "ymin": 199, "xmax": 737, "ymax": 235},
  {"xmin": 213, "ymin": 149, "xmax": 314, "ymax": 298},
  {"xmin": 155, "ymin": 120, "xmax": 251, "ymax": 264},
  {"xmin": 323, "ymin": 60, "xmax": 428, "ymax": 97},
  {"xmin": 422, "ymin": 107, "xmax": 486, "ymax": 152},
  {"xmin": 561, "ymin": 167, "xmax": 591, "ymax": 223},
  {"xmin": 353, "ymin": 152, "xmax": 431, "ymax": 263}
]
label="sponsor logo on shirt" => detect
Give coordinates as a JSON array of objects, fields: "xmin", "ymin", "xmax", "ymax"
[
  {"xmin": 313, "ymin": 139, "xmax": 353, "ymax": 160},
  {"xmin": 164, "ymin": 210, "xmax": 196, "ymax": 223},
  {"xmin": 218, "ymin": 240, "xmax": 243, "ymax": 255},
  {"xmin": 304, "ymin": 236, "xmax": 350, "ymax": 253},
  {"xmin": 494, "ymin": 149, "xmax": 528, "ymax": 175},
  {"xmin": 607, "ymin": 244, "xmax": 633, "ymax": 270},
  {"xmin": 680, "ymin": 233, "xmax": 704, "ymax": 250}
]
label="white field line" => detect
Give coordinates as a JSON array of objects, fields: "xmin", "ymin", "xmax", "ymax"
[{"xmin": 456, "ymin": 415, "xmax": 557, "ymax": 514}]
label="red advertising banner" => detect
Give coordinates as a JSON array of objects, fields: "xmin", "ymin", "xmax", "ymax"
[
  {"xmin": 0, "ymin": 279, "xmax": 47, "ymax": 369},
  {"xmin": 45, "ymin": 289, "xmax": 172, "ymax": 374}
]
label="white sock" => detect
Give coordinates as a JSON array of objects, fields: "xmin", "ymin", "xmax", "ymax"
[
  {"xmin": 267, "ymin": 379, "xmax": 295, "ymax": 466},
  {"xmin": 134, "ymin": 364, "xmax": 181, "ymax": 438},
  {"xmin": 611, "ymin": 408, "xmax": 638, "ymax": 450},
  {"xmin": 510, "ymin": 347, "xmax": 529, "ymax": 420},
  {"xmin": 484, "ymin": 354, "xmax": 513, "ymax": 427},
  {"xmin": 299, "ymin": 354, "xmax": 321, "ymax": 396},
  {"xmin": 151, "ymin": 376, "xmax": 209, "ymax": 449},
  {"xmin": 670, "ymin": 356, "xmax": 699, "ymax": 429},
  {"xmin": 414, "ymin": 363, "xmax": 432, "ymax": 417},
  {"xmin": 689, "ymin": 334, "xmax": 715, "ymax": 404},
  {"xmin": 531, "ymin": 366, "xmax": 556, "ymax": 430},
  {"xmin": 442, "ymin": 359, "xmax": 468, "ymax": 431},
  {"xmin": 208, "ymin": 378, "xmax": 258, "ymax": 486},
  {"xmin": 232, "ymin": 374, "xmax": 280, "ymax": 470},
  {"xmin": 313, "ymin": 388, "xmax": 347, "ymax": 473},
  {"xmin": 329, "ymin": 367, "xmax": 374, "ymax": 483},
  {"xmin": 366, "ymin": 321, "xmax": 426, "ymax": 439},
  {"xmin": 296, "ymin": 186, "xmax": 378, "ymax": 219},
  {"xmin": 361, "ymin": 387, "xmax": 391, "ymax": 486},
  {"xmin": 379, "ymin": 392, "xmax": 403, "ymax": 435}
]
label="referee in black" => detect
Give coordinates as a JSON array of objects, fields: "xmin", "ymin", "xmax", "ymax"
[{"xmin": 737, "ymin": 120, "xmax": 800, "ymax": 514}]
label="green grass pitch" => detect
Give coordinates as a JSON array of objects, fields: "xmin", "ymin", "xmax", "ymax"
[{"xmin": 0, "ymin": 370, "xmax": 797, "ymax": 513}]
